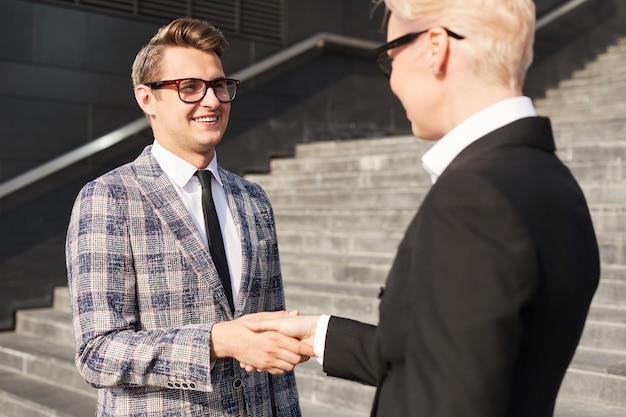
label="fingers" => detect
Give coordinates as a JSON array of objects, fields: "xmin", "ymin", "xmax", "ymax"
[
  {"xmin": 242, "ymin": 310, "xmax": 299, "ymax": 321},
  {"xmin": 240, "ymin": 355, "xmax": 310, "ymax": 374},
  {"xmin": 213, "ymin": 312, "xmax": 315, "ymax": 375},
  {"xmin": 244, "ymin": 315, "xmax": 320, "ymax": 347},
  {"xmin": 243, "ymin": 317, "xmax": 284, "ymax": 333},
  {"xmin": 230, "ymin": 328, "xmax": 313, "ymax": 374}
]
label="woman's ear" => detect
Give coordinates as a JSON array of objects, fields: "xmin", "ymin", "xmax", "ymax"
[{"xmin": 426, "ymin": 27, "xmax": 451, "ymax": 77}]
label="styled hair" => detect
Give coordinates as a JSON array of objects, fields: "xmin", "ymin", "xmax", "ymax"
[
  {"xmin": 376, "ymin": 0, "xmax": 535, "ymax": 89},
  {"xmin": 131, "ymin": 17, "xmax": 229, "ymax": 88}
]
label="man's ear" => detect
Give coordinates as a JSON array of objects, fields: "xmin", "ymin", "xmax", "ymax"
[
  {"xmin": 426, "ymin": 27, "xmax": 451, "ymax": 76},
  {"xmin": 135, "ymin": 85, "xmax": 156, "ymax": 117}
]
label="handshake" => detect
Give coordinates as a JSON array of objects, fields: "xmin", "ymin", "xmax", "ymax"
[{"xmin": 211, "ymin": 311, "xmax": 321, "ymax": 375}]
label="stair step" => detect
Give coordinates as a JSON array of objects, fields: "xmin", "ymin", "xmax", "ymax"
[
  {"xmin": 559, "ymin": 367, "xmax": 626, "ymax": 409},
  {"xmin": 580, "ymin": 305, "xmax": 626, "ymax": 351},
  {"xmin": 596, "ymin": 235, "xmax": 626, "ymax": 266},
  {"xmin": 591, "ymin": 207, "xmax": 626, "ymax": 236},
  {"xmin": 579, "ymin": 183, "xmax": 626, "ymax": 205},
  {"xmin": 299, "ymin": 399, "xmax": 366, "ymax": 417},
  {"xmin": 266, "ymin": 185, "xmax": 426, "ymax": 209},
  {"xmin": 52, "ymin": 286, "xmax": 70, "ymax": 313},
  {"xmin": 280, "ymin": 251, "xmax": 392, "ymax": 287},
  {"xmin": 552, "ymin": 119, "xmax": 626, "ymax": 144},
  {"xmin": 0, "ymin": 332, "xmax": 93, "ymax": 396},
  {"xmin": 552, "ymin": 119, "xmax": 626, "ymax": 149},
  {"xmin": 556, "ymin": 141, "xmax": 626, "ymax": 163},
  {"xmin": 570, "ymin": 346, "xmax": 626, "ymax": 376},
  {"xmin": 571, "ymin": 62, "xmax": 626, "ymax": 80},
  {"xmin": 249, "ymin": 168, "xmax": 429, "ymax": 191},
  {"xmin": 593, "ymin": 278, "xmax": 626, "ymax": 306},
  {"xmin": 601, "ymin": 264, "xmax": 626, "ymax": 282},
  {"xmin": 276, "ymin": 208, "xmax": 415, "ymax": 231},
  {"xmin": 295, "ymin": 360, "xmax": 375, "ymax": 416},
  {"xmin": 543, "ymin": 82, "xmax": 626, "ymax": 102},
  {"xmin": 559, "ymin": 70, "xmax": 626, "ymax": 88},
  {"xmin": 554, "ymin": 398, "xmax": 626, "ymax": 417},
  {"xmin": 292, "ymin": 135, "xmax": 431, "ymax": 158},
  {"xmin": 539, "ymin": 104, "xmax": 626, "ymax": 124},
  {"xmin": 0, "ymin": 368, "xmax": 97, "ymax": 417},
  {"xmin": 15, "ymin": 308, "xmax": 74, "ymax": 347},
  {"xmin": 268, "ymin": 151, "xmax": 423, "ymax": 175},
  {"xmin": 284, "ymin": 281, "xmax": 380, "ymax": 325},
  {"xmin": 277, "ymin": 228, "xmax": 404, "ymax": 257}
]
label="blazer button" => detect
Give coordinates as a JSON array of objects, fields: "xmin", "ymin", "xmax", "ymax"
[
  {"xmin": 189, "ymin": 382, "xmax": 197, "ymax": 389},
  {"xmin": 181, "ymin": 383, "xmax": 189, "ymax": 389},
  {"xmin": 233, "ymin": 378, "xmax": 242, "ymax": 389},
  {"xmin": 167, "ymin": 382, "xmax": 175, "ymax": 388}
]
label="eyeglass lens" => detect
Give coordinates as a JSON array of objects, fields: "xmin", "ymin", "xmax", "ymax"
[{"xmin": 179, "ymin": 79, "xmax": 238, "ymax": 103}]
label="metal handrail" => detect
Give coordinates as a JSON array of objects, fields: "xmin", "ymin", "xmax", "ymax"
[
  {"xmin": 536, "ymin": 0, "xmax": 589, "ymax": 30},
  {"xmin": 0, "ymin": 33, "xmax": 378, "ymax": 200}
]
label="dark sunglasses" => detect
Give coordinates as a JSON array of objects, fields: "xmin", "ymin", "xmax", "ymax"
[{"xmin": 375, "ymin": 28, "xmax": 465, "ymax": 77}]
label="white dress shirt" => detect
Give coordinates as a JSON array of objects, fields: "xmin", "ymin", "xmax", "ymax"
[
  {"xmin": 151, "ymin": 140, "xmax": 243, "ymax": 306},
  {"xmin": 422, "ymin": 96, "xmax": 537, "ymax": 183},
  {"xmin": 313, "ymin": 96, "xmax": 538, "ymax": 363}
]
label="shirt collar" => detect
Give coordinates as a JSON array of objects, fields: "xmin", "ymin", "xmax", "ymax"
[
  {"xmin": 421, "ymin": 96, "xmax": 537, "ymax": 183},
  {"xmin": 151, "ymin": 140, "xmax": 223, "ymax": 188}
]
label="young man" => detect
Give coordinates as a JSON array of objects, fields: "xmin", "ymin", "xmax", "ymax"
[
  {"xmin": 66, "ymin": 18, "xmax": 310, "ymax": 417},
  {"xmin": 245, "ymin": 1, "xmax": 600, "ymax": 416}
]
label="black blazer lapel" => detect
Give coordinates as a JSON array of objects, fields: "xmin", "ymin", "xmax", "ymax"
[{"xmin": 442, "ymin": 116, "xmax": 556, "ymax": 178}]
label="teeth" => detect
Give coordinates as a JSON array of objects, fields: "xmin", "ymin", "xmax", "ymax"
[{"xmin": 195, "ymin": 116, "xmax": 217, "ymax": 122}]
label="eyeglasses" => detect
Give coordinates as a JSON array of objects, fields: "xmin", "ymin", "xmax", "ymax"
[
  {"xmin": 375, "ymin": 28, "xmax": 465, "ymax": 78},
  {"xmin": 146, "ymin": 78, "xmax": 240, "ymax": 103}
]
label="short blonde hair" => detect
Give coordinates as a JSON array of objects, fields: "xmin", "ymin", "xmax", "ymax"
[
  {"xmin": 377, "ymin": 0, "xmax": 535, "ymax": 89},
  {"xmin": 131, "ymin": 17, "xmax": 229, "ymax": 88}
]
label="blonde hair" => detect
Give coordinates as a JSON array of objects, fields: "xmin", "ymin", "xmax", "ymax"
[
  {"xmin": 376, "ymin": 0, "xmax": 535, "ymax": 89},
  {"xmin": 131, "ymin": 18, "xmax": 229, "ymax": 88}
]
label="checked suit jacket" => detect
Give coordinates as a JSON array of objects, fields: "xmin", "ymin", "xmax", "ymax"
[
  {"xmin": 322, "ymin": 117, "xmax": 600, "ymax": 417},
  {"xmin": 66, "ymin": 146, "xmax": 300, "ymax": 417}
]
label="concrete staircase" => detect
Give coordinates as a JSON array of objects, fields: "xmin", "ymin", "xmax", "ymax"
[
  {"xmin": 0, "ymin": 286, "xmax": 97, "ymax": 416},
  {"xmin": 1, "ymin": 37, "xmax": 626, "ymax": 417}
]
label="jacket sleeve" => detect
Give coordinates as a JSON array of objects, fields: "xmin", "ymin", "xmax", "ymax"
[
  {"xmin": 65, "ymin": 179, "xmax": 215, "ymax": 392},
  {"xmin": 323, "ymin": 316, "xmax": 378, "ymax": 386}
]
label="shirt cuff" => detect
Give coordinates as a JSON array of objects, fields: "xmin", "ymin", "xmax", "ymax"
[{"xmin": 314, "ymin": 314, "xmax": 331, "ymax": 365}]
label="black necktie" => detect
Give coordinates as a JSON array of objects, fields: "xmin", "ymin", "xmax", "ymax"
[{"xmin": 196, "ymin": 170, "xmax": 235, "ymax": 313}]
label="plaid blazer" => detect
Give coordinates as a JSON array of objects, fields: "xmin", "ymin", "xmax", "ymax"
[{"xmin": 66, "ymin": 146, "xmax": 301, "ymax": 417}]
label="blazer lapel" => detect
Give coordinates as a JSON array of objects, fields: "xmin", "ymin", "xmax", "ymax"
[
  {"xmin": 132, "ymin": 147, "xmax": 234, "ymax": 317},
  {"xmin": 443, "ymin": 116, "xmax": 555, "ymax": 177}
]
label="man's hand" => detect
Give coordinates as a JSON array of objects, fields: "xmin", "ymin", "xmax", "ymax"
[
  {"xmin": 240, "ymin": 314, "xmax": 321, "ymax": 372},
  {"xmin": 211, "ymin": 311, "xmax": 314, "ymax": 374}
]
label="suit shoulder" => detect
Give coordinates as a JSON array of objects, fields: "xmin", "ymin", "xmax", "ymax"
[
  {"xmin": 76, "ymin": 160, "xmax": 143, "ymax": 204},
  {"xmin": 219, "ymin": 168, "xmax": 268, "ymax": 198}
]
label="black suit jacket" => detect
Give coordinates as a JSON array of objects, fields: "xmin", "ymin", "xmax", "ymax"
[{"xmin": 323, "ymin": 117, "xmax": 599, "ymax": 417}]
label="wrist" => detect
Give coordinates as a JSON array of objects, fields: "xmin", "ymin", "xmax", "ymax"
[{"xmin": 210, "ymin": 321, "xmax": 231, "ymax": 359}]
